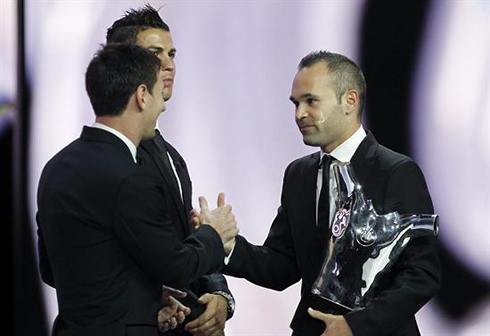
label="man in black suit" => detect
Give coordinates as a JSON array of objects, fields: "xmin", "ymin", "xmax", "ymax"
[
  {"xmin": 36, "ymin": 43, "xmax": 238, "ymax": 336},
  {"xmin": 105, "ymin": 5, "xmax": 235, "ymax": 336},
  {"xmin": 222, "ymin": 51, "xmax": 441, "ymax": 335}
]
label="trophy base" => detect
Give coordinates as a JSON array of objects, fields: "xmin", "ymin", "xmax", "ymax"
[{"xmin": 290, "ymin": 291, "xmax": 352, "ymax": 336}]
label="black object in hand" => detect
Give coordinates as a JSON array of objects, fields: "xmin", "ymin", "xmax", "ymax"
[{"xmin": 181, "ymin": 289, "xmax": 206, "ymax": 323}]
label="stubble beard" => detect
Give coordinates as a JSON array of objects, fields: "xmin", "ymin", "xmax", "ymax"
[{"xmin": 302, "ymin": 133, "xmax": 324, "ymax": 148}]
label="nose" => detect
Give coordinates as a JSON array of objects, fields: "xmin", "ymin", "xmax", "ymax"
[
  {"xmin": 159, "ymin": 54, "xmax": 174, "ymax": 73},
  {"xmin": 295, "ymin": 104, "xmax": 308, "ymax": 121}
]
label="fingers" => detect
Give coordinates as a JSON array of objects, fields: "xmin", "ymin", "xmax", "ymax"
[
  {"xmin": 191, "ymin": 209, "xmax": 202, "ymax": 229},
  {"xmin": 168, "ymin": 317, "xmax": 178, "ymax": 330},
  {"xmin": 217, "ymin": 192, "xmax": 225, "ymax": 207},
  {"xmin": 158, "ymin": 319, "xmax": 169, "ymax": 332},
  {"xmin": 184, "ymin": 295, "xmax": 212, "ymax": 331},
  {"xmin": 199, "ymin": 196, "xmax": 209, "ymax": 210},
  {"xmin": 170, "ymin": 296, "xmax": 191, "ymax": 318},
  {"xmin": 190, "ymin": 208, "xmax": 201, "ymax": 220},
  {"xmin": 185, "ymin": 310, "xmax": 210, "ymax": 331},
  {"xmin": 185, "ymin": 294, "xmax": 227, "ymax": 336},
  {"xmin": 186, "ymin": 319, "xmax": 219, "ymax": 336},
  {"xmin": 157, "ymin": 296, "xmax": 191, "ymax": 333},
  {"xmin": 200, "ymin": 194, "xmax": 231, "ymax": 211},
  {"xmin": 175, "ymin": 311, "xmax": 186, "ymax": 324},
  {"xmin": 162, "ymin": 286, "xmax": 188, "ymax": 302},
  {"xmin": 158, "ymin": 313, "xmax": 177, "ymax": 332}
]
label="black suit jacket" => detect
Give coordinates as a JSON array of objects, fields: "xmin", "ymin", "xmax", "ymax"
[
  {"xmin": 224, "ymin": 132, "xmax": 441, "ymax": 336},
  {"xmin": 138, "ymin": 134, "xmax": 233, "ymax": 334},
  {"xmin": 37, "ymin": 127, "xmax": 225, "ymax": 336}
]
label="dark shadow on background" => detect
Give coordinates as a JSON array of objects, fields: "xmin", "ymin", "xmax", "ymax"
[
  {"xmin": 13, "ymin": 0, "xmax": 49, "ymax": 335},
  {"xmin": 2, "ymin": 102, "xmax": 14, "ymax": 335},
  {"xmin": 360, "ymin": 0, "xmax": 490, "ymax": 322},
  {"xmin": 360, "ymin": 0, "xmax": 432, "ymax": 156}
]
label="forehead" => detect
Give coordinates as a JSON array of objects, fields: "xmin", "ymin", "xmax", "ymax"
[
  {"xmin": 136, "ymin": 28, "xmax": 174, "ymax": 49},
  {"xmin": 291, "ymin": 62, "xmax": 335, "ymax": 96}
]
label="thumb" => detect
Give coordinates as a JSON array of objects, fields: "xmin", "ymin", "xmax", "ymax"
[
  {"xmin": 199, "ymin": 196, "xmax": 209, "ymax": 211},
  {"xmin": 308, "ymin": 307, "xmax": 328, "ymax": 322},
  {"xmin": 197, "ymin": 293, "xmax": 213, "ymax": 305}
]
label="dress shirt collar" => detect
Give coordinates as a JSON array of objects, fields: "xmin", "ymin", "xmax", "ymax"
[
  {"xmin": 320, "ymin": 125, "xmax": 366, "ymax": 162},
  {"xmin": 155, "ymin": 123, "xmax": 162, "ymax": 134},
  {"xmin": 92, "ymin": 122, "xmax": 137, "ymax": 163}
]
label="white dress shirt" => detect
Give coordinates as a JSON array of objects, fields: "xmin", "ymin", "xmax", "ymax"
[{"xmin": 316, "ymin": 125, "xmax": 367, "ymax": 225}]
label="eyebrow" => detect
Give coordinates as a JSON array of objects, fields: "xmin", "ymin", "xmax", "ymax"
[
  {"xmin": 148, "ymin": 46, "xmax": 177, "ymax": 54},
  {"xmin": 289, "ymin": 93, "xmax": 319, "ymax": 102},
  {"xmin": 148, "ymin": 46, "xmax": 164, "ymax": 52}
]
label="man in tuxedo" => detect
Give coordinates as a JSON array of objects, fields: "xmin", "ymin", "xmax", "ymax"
[
  {"xmin": 105, "ymin": 5, "xmax": 235, "ymax": 336},
  {"xmin": 222, "ymin": 51, "xmax": 441, "ymax": 335},
  {"xmin": 36, "ymin": 43, "xmax": 237, "ymax": 336}
]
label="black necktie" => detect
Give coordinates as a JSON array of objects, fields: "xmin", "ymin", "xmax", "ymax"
[
  {"xmin": 152, "ymin": 132, "xmax": 182, "ymax": 199},
  {"xmin": 166, "ymin": 144, "xmax": 194, "ymax": 228},
  {"xmin": 318, "ymin": 154, "xmax": 334, "ymax": 228}
]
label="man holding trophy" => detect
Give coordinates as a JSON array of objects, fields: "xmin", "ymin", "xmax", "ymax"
[{"xmin": 223, "ymin": 51, "xmax": 441, "ymax": 336}]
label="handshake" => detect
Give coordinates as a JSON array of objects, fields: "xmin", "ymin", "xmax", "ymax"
[
  {"xmin": 191, "ymin": 192, "xmax": 239, "ymax": 255},
  {"xmin": 157, "ymin": 192, "xmax": 238, "ymax": 333}
]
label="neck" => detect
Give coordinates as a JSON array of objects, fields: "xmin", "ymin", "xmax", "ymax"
[
  {"xmin": 95, "ymin": 116, "xmax": 142, "ymax": 147},
  {"xmin": 322, "ymin": 122, "xmax": 361, "ymax": 153}
]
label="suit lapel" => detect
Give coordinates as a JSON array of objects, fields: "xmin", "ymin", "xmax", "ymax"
[{"xmin": 351, "ymin": 131, "xmax": 378, "ymax": 187}]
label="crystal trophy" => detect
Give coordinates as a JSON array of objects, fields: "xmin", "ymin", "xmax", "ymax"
[{"xmin": 291, "ymin": 162, "xmax": 439, "ymax": 335}]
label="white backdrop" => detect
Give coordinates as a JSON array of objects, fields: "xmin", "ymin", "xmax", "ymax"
[{"xmin": 25, "ymin": 1, "xmax": 489, "ymax": 335}]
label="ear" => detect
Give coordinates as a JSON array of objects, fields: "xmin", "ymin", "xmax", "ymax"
[
  {"xmin": 344, "ymin": 89, "xmax": 359, "ymax": 116},
  {"xmin": 135, "ymin": 84, "xmax": 149, "ymax": 111}
]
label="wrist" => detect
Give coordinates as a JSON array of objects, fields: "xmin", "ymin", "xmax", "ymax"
[
  {"xmin": 213, "ymin": 291, "xmax": 235, "ymax": 320},
  {"xmin": 223, "ymin": 238, "xmax": 236, "ymax": 255}
]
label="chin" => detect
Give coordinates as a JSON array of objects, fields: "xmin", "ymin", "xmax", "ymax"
[
  {"xmin": 163, "ymin": 90, "xmax": 173, "ymax": 101},
  {"xmin": 302, "ymin": 136, "xmax": 320, "ymax": 148}
]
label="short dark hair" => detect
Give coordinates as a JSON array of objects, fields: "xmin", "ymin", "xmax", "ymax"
[
  {"xmin": 106, "ymin": 4, "xmax": 170, "ymax": 44},
  {"xmin": 85, "ymin": 43, "xmax": 161, "ymax": 116},
  {"xmin": 299, "ymin": 51, "xmax": 366, "ymax": 115}
]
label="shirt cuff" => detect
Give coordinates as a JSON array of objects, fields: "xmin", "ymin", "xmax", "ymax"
[{"xmin": 224, "ymin": 241, "xmax": 236, "ymax": 265}]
